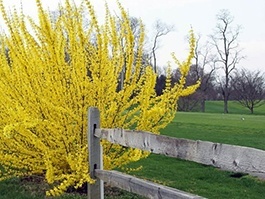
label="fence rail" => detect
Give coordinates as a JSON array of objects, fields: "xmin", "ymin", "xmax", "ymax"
[
  {"xmin": 87, "ymin": 107, "xmax": 265, "ymax": 199},
  {"xmin": 95, "ymin": 128, "xmax": 265, "ymax": 174},
  {"xmin": 95, "ymin": 169, "xmax": 203, "ymax": 199}
]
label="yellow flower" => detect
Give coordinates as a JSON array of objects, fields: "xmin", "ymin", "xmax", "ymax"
[{"xmin": 0, "ymin": 0, "xmax": 199, "ymax": 195}]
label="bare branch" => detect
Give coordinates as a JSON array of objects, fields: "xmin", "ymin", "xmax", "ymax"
[
  {"xmin": 232, "ymin": 69, "xmax": 265, "ymax": 113},
  {"xmin": 151, "ymin": 20, "xmax": 174, "ymax": 73},
  {"xmin": 209, "ymin": 9, "xmax": 244, "ymax": 113}
]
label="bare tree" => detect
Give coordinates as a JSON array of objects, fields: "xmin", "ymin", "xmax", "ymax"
[
  {"xmin": 169, "ymin": 34, "xmax": 218, "ymax": 112},
  {"xmin": 210, "ymin": 9, "xmax": 244, "ymax": 113},
  {"xmin": 232, "ymin": 69, "xmax": 265, "ymax": 114},
  {"xmin": 172, "ymin": 64, "xmax": 216, "ymax": 112},
  {"xmin": 151, "ymin": 20, "xmax": 174, "ymax": 73},
  {"xmin": 194, "ymin": 35, "xmax": 217, "ymax": 111}
]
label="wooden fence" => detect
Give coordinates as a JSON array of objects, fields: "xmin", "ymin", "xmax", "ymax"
[{"xmin": 87, "ymin": 107, "xmax": 265, "ymax": 199}]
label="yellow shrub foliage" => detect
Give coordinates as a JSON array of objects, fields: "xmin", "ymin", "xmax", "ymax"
[{"xmin": 0, "ymin": 0, "xmax": 199, "ymax": 196}]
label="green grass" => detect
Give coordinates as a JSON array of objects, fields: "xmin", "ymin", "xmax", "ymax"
[
  {"xmin": 0, "ymin": 177, "xmax": 43, "ymax": 199},
  {"xmin": 162, "ymin": 111, "xmax": 265, "ymax": 150},
  {"xmin": 125, "ymin": 101, "xmax": 265, "ymax": 198},
  {"xmin": 0, "ymin": 177, "xmax": 144, "ymax": 199},
  {"xmin": 1, "ymin": 100, "xmax": 265, "ymax": 198},
  {"xmin": 126, "ymin": 154, "xmax": 265, "ymax": 199},
  {"xmin": 205, "ymin": 100, "xmax": 265, "ymax": 115}
]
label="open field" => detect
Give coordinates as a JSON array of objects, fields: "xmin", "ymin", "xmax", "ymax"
[
  {"xmin": 128, "ymin": 110, "xmax": 265, "ymax": 198},
  {"xmin": 1, "ymin": 101, "xmax": 265, "ymax": 198},
  {"xmin": 205, "ymin": 100, "xmax": 265, "ymax": 115},
  {"xmin": 163, "ymin": 111, "xmax": 265, "ymax": 150}
]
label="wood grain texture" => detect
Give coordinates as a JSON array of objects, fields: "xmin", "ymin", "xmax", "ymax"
[
  {"xmin": 88, "ymin": 107, "xmax": 104, "ymax": 199},
  {"xmin": 95, "ymin": 169, "xmax": 204, "ymax": 199},
  {"xmin": 95, "ymin": 128, "xmax": 265, "ymax": 174}
]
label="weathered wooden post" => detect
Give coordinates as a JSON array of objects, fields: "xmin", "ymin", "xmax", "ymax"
[{"xmin": 88, "ymin": 107, "xmax": 104, "ymax": 199}]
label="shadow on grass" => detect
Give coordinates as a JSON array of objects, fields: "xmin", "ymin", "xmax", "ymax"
[{"xmin": 0, "ymin": 176, "xmax": 145, "ymax": 199}]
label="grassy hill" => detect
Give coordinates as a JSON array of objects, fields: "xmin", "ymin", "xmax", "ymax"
[{"xmin": 205, "ymin": 100, "xmax": 265, "ymax": 115}]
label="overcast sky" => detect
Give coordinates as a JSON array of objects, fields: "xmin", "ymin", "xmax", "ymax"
[{"xmin": 1, "ymin": 0, "xmax": 265, "ymax": 72}]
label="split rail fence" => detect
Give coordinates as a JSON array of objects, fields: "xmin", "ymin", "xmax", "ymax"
[{"xmin": 87, "ymin": 107, "xmax": 265, "ymax": 199}]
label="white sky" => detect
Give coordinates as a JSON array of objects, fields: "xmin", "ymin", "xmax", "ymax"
[{"xmin": 1, "ymin": 0, "xmax": 265, "ymax": 72}]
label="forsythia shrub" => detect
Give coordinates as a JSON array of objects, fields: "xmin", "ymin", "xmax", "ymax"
[{"xmin": 0, "ymin": 0, "xmax": 199, "ymax": 196}]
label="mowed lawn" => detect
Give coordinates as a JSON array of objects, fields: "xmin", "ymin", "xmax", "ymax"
[
  {"xmin": 205, "ymin": 100, "xmax": 265, "ymax": 115},
  {"xmin": 163, "ymin": 111, "xmax": 265, "ymax": 150},
  {"xmin": 125, "ymin": 101, "xmax": 265, "ymax": 199},
  {"xmin": 1, "ymin": 101, "xmax": 265, "ymax": 198}
]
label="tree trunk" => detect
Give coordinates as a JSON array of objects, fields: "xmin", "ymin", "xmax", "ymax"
[
  {"xmin": 224, "ymin": 95, "xmax": 229, "ymax": 113},
  {"xmin": 200, "ymin": 99, "xmax": 206, "ymax": 112},
  {"xmin": 224, "ymin": 73, "xmax": 229, "ymax": 113}
]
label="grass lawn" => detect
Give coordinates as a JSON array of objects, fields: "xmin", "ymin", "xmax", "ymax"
[
  {"xmin": 125, "ymin": 101, "xmax": 265, "ymax": 198},
  {"xmin": 163, "ymin": 111, "xmax": 265, "ymax": 150},
  {"xmin": 205, "ymin": 100, "xmax": 265, "ymax": 115},
  {"xmin": 126, "ymin": 154, "xmax": 265, "ymax": 199},
  {"xmin": 1, "ymin": 101, "xmax": 265, "ymax": 198},
  {"xmin": 0, "ymin": 177, "xmax": 144, "ymax": 199}
]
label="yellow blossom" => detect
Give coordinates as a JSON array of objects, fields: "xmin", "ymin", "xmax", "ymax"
[{"xmin": 0, "ymin": 0, "xmax": 199, "ymax": 196}]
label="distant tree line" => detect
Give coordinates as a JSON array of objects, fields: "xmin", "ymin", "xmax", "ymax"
[
  {"xmin": 155, "ymin": 64, "xmax": 265, "ymax": 114},
  {"xmin": 154, "ymin": 10, "xmax": 265, "ymax": 114}
]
